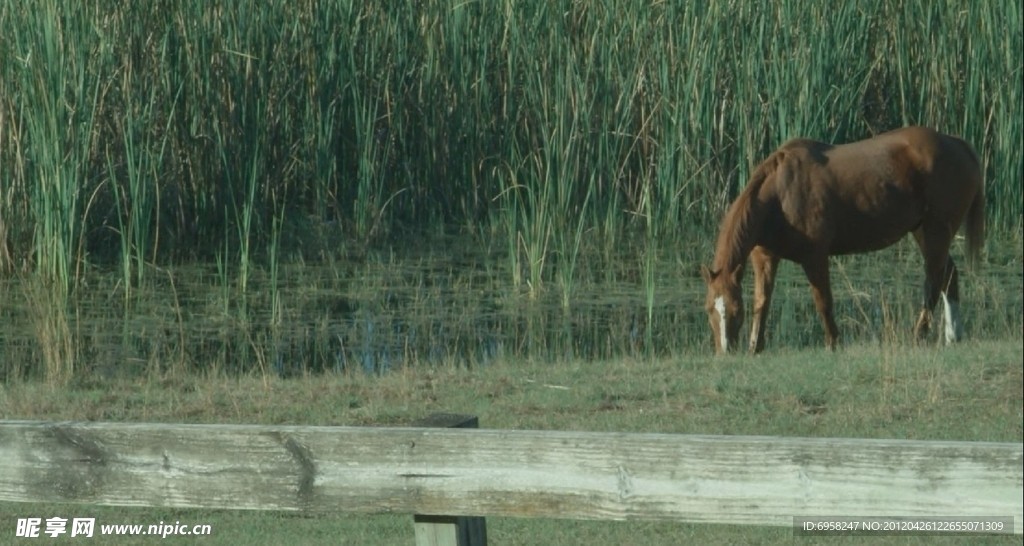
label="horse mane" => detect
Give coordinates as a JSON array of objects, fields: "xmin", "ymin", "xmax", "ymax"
[{"xmin": 711, "ymin": 152, "xmax": 781, "ymax": 277}]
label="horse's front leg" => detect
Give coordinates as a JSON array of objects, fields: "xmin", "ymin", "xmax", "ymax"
[
  {"xmin": 749, "ymin": 246, "xmax": 779, "ymax": 353},
  {"xmin": 801, "ymin": 257, "xmax": 839, "ymax": 350}
]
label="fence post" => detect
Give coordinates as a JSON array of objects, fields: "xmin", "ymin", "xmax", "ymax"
[{"xmin": 410, "ymin": 413, "xmax": 487, "ymax": 546}]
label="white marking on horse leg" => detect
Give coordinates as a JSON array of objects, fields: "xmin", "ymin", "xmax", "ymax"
[
  {"xmin": 715, "ymin": 296, "xmax": 728, "ymax": 352},
  {"xmin": 941, "ymin": 291, "xmax": 962, "ymax": 344}
]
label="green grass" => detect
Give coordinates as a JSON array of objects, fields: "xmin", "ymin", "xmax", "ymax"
[{"xmin": 1, "ymin": 341, "xmax": 1020, "ymax": 544}]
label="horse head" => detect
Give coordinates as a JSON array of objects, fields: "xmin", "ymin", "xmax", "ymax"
[{"xmin": 701, "ymin": 264, "xmax": 744, "ymax": 354}]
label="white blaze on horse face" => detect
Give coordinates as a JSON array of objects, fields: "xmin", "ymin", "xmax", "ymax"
[
  {"xmin": 714, "ymin": 296, "xmax": 728, "ymax": 352},
  {"xmin": 941, "ymin": 291, "xmax": 962, "ymax": 344}
]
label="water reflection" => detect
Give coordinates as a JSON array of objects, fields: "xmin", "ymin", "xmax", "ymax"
[{"xmin": 1, "ymin": 237, "xmax": 1020, "ymax": 379}]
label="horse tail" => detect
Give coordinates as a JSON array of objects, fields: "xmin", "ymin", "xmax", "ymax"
[
  {"xmin": 947, "ymin": 134, "xmax": 984, "ymax": 268},
  {"xmin": 965, "ymin": 173, "xmax": 985, "ymax": 268}
]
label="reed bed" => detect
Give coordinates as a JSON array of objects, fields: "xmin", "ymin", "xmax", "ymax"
[{"xmin": 0, "ymin": 0, "xmax": 1020, "ymax": 380}]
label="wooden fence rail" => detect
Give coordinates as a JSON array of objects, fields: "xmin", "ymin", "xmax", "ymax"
[{"xmin": 1, "ymin": 419, "xmax": 1020, "ymax": 543}]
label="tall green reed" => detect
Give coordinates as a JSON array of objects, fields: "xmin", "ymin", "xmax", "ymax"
[
  {"xmin": 13, "ymin": 2, "xmax": 102, "ymax": 296},
  {"xmin": 0, "ymin": 1, "xmax": 1020, "ymax": 378},
  {"xmin": 2, "ymin": 0, "xmax": 1018, "ymax": 271},
  {"xmin": 7, "ymin": 1, "xmax": 111, "ymax": 382},
  {"xmin": 108, "ymin": 81, "xmax": 180, "ymax": 306}
]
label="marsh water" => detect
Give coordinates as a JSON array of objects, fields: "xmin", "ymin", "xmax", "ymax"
[{"xmin": 1, "ymin": 235, "xmax": 1021, "ymax": 380}]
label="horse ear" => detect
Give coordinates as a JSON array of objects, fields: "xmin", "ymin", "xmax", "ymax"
[{"xmin": 700, "ymin": 265, "xmax": 715, "ymax": 283}]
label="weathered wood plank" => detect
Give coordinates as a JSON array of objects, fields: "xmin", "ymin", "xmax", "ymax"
[
  {"xmin": 0, "ymin": 421, "xmax": 1020, "ymax": 532},
  {"xmin": 410, "ymin": 414, "xmax": 487, "ymax": 546}
]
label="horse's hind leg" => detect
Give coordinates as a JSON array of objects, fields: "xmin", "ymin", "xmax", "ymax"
[
  {"xmin": 749, "ymin": 246, "xmax": 779, "ymax": 353},
  {"xmin": 939, "ymin": 267, "xmax": 963, "ymax": 343},
  {"xmin": 912, "ymin": 227, "xmax": 962, "ymax": 343}
]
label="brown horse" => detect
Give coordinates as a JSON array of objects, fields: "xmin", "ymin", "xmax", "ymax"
[{"xmin": 701, "ymin": 126, "xmax": 984, "ymax": 353}]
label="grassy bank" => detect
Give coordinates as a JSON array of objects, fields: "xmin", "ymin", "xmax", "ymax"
[{"xmin": 1, "ymin": 341, "xmax": 1021, "ymax": 544}]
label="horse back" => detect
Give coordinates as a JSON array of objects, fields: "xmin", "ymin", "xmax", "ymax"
[
  {"xmin": 761, "ymin": 127, "xmax": 981, "ymax": 256},
  {"xmin": 855, "ymin": 127, "xmax": 979, "ymax": 179}
]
